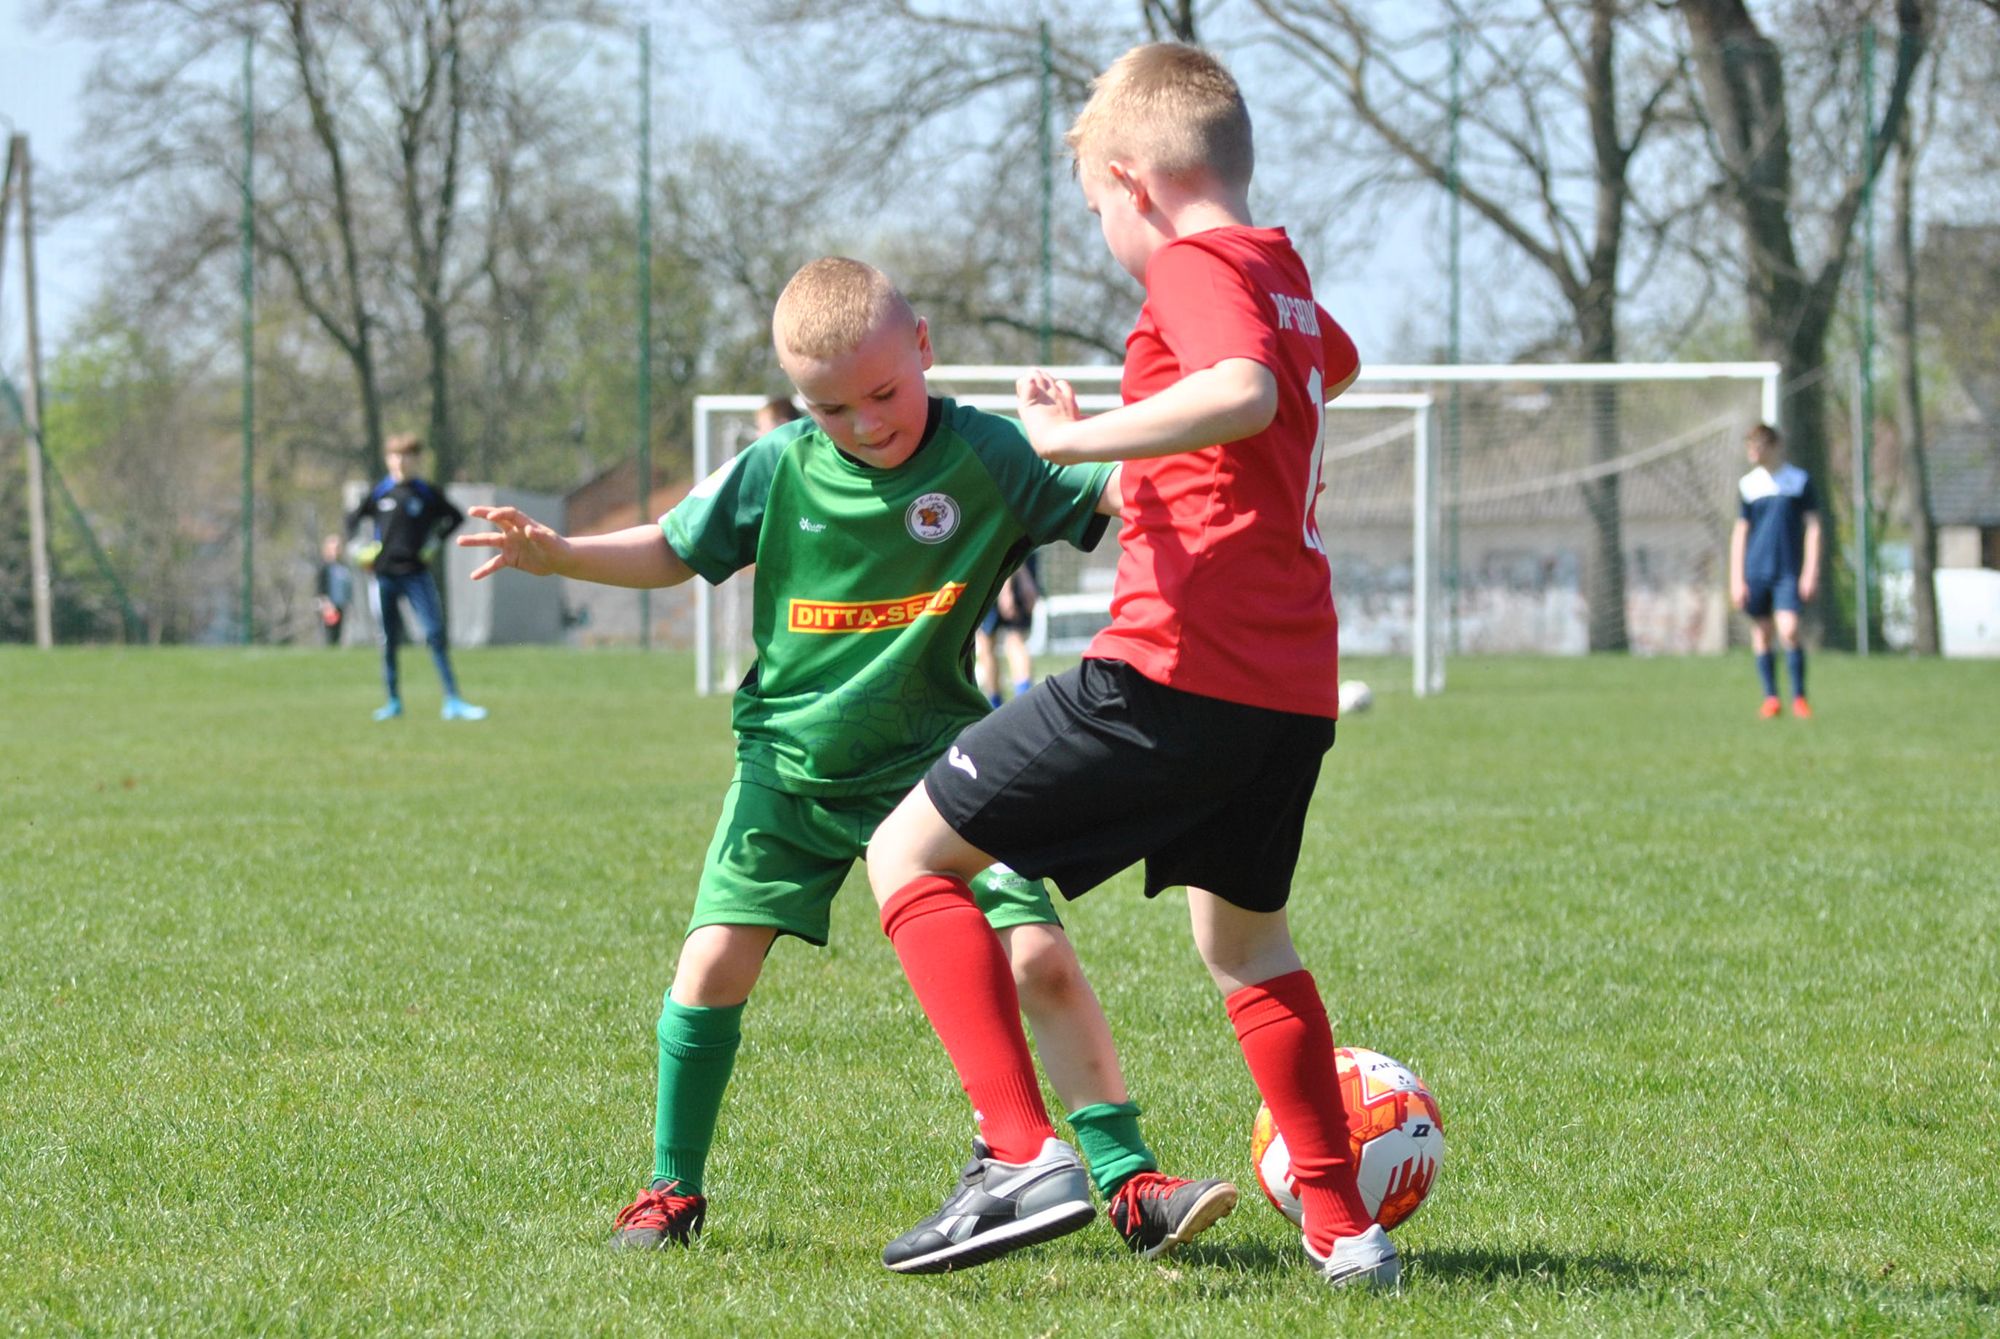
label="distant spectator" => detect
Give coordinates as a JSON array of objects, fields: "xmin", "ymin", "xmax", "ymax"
[
  {"xmin": 754, "ymin": 395, "xmax": 801, "ymax": 437},
  {"xmin": 314, "ymin": 534, "xmax": 352, "ymax": 648}
]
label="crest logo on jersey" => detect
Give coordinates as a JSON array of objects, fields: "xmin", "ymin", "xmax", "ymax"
[{"xmin": 906, "ymin": 492, "xmax": 960, "ymax": 544}]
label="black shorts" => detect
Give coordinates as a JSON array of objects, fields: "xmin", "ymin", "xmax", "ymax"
[{"xmin": 922, "ymin": 658, "xmax": 1336, "ymax": 912}]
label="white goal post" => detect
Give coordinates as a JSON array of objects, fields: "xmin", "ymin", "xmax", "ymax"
[
  {"xmin": 691, "ymin": 360, "xmax": 1778, "ymax": 699},
  {"xmin": 690, "ymin": 388, "xmax": 1440, "ymax": 699}
]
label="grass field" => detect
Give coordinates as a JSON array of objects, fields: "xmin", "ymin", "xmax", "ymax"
[{"xmin": 3, "ymin": 647, "xmax": 1997, "ymax": 1336}]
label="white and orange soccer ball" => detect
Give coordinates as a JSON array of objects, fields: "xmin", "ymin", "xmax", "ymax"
[{"xmin": 1250, "ymin": 1046, "xmax": 1443, "ymax": 1231}]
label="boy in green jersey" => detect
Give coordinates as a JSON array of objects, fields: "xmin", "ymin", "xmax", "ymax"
[{"xmin": 460, "ymin": 257, "xmax": 1236, "ymax": 1258}]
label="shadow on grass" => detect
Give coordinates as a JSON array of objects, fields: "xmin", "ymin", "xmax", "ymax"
[{"xmin": 1175, "ymin": 1239, "xmax": 1676, "ymax": 1290}]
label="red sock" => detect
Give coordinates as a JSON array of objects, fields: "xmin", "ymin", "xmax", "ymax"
[
  {"xmin": 1227, "ymin": 970, "xmax": 1373, "ymax": 1252},
  {"xmin": 880, "ymin": 875, "xmax": 1052, "ymax": 1163}
]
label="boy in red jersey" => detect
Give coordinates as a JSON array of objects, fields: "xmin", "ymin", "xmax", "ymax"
[{"xmin": 867, "ymin": 43, "xmax": 1397, "ymax": 1287}]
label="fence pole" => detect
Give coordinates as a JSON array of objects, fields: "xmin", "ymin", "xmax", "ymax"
[
  {"xmin": 241, "ymin": 31, "xmax": 256, "ymax": 644},
  {"xmin": 14, "ymin": 136, "xmax": 54, "ymax": 648},
  {"xmin": 1446, "ymin": 20, "xmax": 1463, "ymax": 655},
  {"xmin": 1856, "ymin": 23, "xmax": 1876, "ymax": 656},
  {"xmin": 1038, "ymin": 20, "xmax": 1053, "ymax": 363},
  {"xmin": 636, "ymin": 22, "xmax": 653, "ymax": 651}
]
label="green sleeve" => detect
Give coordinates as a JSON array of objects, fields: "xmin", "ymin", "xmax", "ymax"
[
  {"xmin": 961, "ymin": 409, "xmax": 1114, "ymax": 551},
  {"xmin": 663, "ymin": 437, "xmax": 782, "ymax": 584}
]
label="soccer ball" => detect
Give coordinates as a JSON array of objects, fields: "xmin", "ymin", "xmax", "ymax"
[
  {"xmin": 347, "ymin": 538, "xmax": 383, "ymax": 572},
  {"xmin": 1250, "ymin": 1047, "xmax": 1443, "ymax": 1232},
  {"xmin": 1338, "ymin": 679, "xmax": 1374, "ymax": 715}
]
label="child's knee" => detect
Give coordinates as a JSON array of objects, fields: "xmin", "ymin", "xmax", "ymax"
[
  {"xmin": 670, "ymin": 925, "xmax": 772, "ymax": 1008},
  {"xmin": 1007, "ymin": 927, "xmax": 1085, "ymax": 1009}
]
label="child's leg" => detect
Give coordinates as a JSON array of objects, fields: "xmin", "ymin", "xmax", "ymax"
[
  {"xmin": 1750, "ymin": 614, "xmax": 1778, "ymax": 699},
  {"xmin": 1002, "ymin": 628, "xmax": 1034, "ymax": 699},
  {"xmin": 653, "ymin": 923, "xmax": 775, "ymax": 1194},
  {"xmin": 377, "ymin": 577, "xmax": 404, "ymax": 700},
  {"xmin": 1189, "ymin": 888, "xmax": 1373, "ymax": 1254},
  {"xmin": 999, "ymin": 923, "xmax": 1152, "ymax": 1195},
  {"xmin": 869, "ymin": 790, "xmax": 1053, "ymax": 1163},
  {"xmin": 1775, "ymin": 608, "xmax": 1805, "ymax": 701},
  {"xmin": 974, "ymin": 628, "xmax": 1002, "ymax": 707},
  {"xmin": 405, "ymin": 571, "xmax": 462, "ymax": 698}
]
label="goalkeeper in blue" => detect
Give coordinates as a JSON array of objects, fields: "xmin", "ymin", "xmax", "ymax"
[{"xmin": 1729, "ymin": 423, "xmax": 1821, "ymax": 719}]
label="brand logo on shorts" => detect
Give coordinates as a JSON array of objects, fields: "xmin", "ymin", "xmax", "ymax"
[
  {"xmin": 799, "ymin": 516, "xmax": 825, "ymax": 533},
  {"xmin": 948, "ymin": 746, "xmax": 978, "ymax": 779},
  {"xmin": 906, "ymin": 492, "xmax": 960, "ymax": 544}
]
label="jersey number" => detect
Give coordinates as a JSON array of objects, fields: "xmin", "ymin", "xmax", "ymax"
[{"xmin": 1302, "ymin": 367, "xmax": 1327, "ymax": 554}]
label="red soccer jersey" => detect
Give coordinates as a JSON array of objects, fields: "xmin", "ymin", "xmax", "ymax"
[{"xmin": 1085, "ymin": 226, "xmax": 1356, "ymax": 718}]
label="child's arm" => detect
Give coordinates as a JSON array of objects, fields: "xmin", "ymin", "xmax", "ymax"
[
  {"xmin": 458, "ymin": 505, "xmax": 694, "ymax": 589},
  {"xmin": 1016, "ymin": 362, "xmax": 1278, "ymax": 464},
  {"xmin": 1799, "ymin": 512, "xmax": 1822, "ymax": 602},
  {"xmin": 1728, "ymin": 518, "xmax": 1749, "ymax": 609},
  {"xmin": 1094, "ymin": 463, "xmax": 1123, "ymax": 516}
]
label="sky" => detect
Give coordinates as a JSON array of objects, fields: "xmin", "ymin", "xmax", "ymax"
[{"xmin": 1, "ymin": 0, "xmax": 111, "ymax": 360}]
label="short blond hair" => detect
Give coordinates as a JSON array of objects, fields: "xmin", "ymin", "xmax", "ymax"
[
  {"xmin": 1066, "ymin": 43, "xmax": 1253, "ymax": 188},
  {"xmin": 772, "ymin": 257, "xmax": 917, "ymax": 362},
  {"xmin": 384, "ymin": 432, "xmax": 423, "ymax": 456}
]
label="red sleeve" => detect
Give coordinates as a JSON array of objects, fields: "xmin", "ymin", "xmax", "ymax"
[
  {"xmin": 1144, "ymin": 241, "xmax": 1281, "ymax": 374},
  {"xmin": 1320, "ymin": 307, "xmax": 1360, "ymax": 387}
]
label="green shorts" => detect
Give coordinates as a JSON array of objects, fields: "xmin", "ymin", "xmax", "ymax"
[{"xmin": 687, "ymin": 776, "xmax": 1061, "ymax": 946}]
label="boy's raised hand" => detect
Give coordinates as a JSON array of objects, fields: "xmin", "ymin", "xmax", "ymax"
[
  {"xmin": 1016, "ymin": 368, "xmax": 1081, "ymax": 459},
  {"xmin": 458, "ymin": 505, "xmax": 571, "ymax": 580}
]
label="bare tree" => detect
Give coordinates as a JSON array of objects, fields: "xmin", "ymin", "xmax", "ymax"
[
  {"xmin": 1887, "ymin": 33, "xmax": 1944, "ymax": 653},
  {"xmin": 1676, "ymin": 0, "xmax": 1932, "ymax": 647},
  {"xmin": 1240, "ymin": 0, "xmax": 1695, "ymax": 649}
]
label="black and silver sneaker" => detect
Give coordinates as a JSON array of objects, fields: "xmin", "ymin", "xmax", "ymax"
[
  {"xmin": 882, "ymin": 1137, "xmax": 1096, "ymax": 1274},
  {"xmin": 1106, "ymin": 1171, "xmax": 1239, "ymax": 1260}
]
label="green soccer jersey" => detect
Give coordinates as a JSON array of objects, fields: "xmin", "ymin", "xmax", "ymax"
[{"xmin": 664, "ymin": 397, "xmax": 1113, "ymax": 797}]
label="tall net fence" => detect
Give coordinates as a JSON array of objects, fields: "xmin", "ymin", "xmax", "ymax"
[{"xmin": 1360, "ymin": 365, "xmax": 1776, "ymax": 657}]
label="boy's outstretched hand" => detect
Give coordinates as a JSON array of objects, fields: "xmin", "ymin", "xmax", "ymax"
[
  {"xmin": 1016, "ymin": 369, "xmax": 1081, "ymax": 460},
  {"xmin": 459, "ymin": 505, "xmax": 571, "ymax": 580}
]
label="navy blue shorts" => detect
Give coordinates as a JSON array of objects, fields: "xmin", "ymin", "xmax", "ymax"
[{"xmin": 1744, "ymin": 574, "xmax": 1800, "ymax": 619}]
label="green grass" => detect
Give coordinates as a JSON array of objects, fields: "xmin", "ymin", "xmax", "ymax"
[{"xmin": 3, "ymin": 647, "xmax": 1997, "ymax": 1336}]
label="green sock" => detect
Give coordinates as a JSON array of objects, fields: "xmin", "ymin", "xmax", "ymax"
[
  {"xmin": 651, "ymin": 997, "xmax": 744, "ymax": 1196},
  {"xmin": 1067, "ymin": 1100, "xmax": 1156, "ymax": 1199}
]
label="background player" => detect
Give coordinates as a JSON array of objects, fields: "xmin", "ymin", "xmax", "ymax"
[
  {"xmin": 344, "ymin": 433, "xmax": 485, "ymax": 722},
  {"xmin": 865, "ymin": 42, "xmax": 1399, "ymax": 1287},
  {"xmin": 1729, "ymin": 423, "xmax": 1821, "ymax": 719},
  {"xmin": 459, "ymin": 257, "xmax": 1233, "ymax": 1261},
  {"xmin": 974, "ymin": 553, "xmax": 1038, "ymax": 707}
]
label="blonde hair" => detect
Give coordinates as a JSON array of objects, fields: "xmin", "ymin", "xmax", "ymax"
[
  {"xmin": 384, "ymin": 432, "xmax": 423, "ymax": 456},
  {"xmin": 772, "ymin": 257, "xmax": 917, "ymax": 362},
  {"xmin": 1066, "ymin": 43, "xmax": 1253, "ymax": 188}
]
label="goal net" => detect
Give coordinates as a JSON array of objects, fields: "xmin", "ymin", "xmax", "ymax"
[{"xmin": 690, "ymin": 361, "xmax": 1777, "ymax": 698}]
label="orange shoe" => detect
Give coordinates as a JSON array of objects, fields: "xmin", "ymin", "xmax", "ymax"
[
  {"xmin": 1759, "ymin": 696, "xmax": 1782, "ymax": 719},
  {"xmin": 1792, "ymin": 698, "xmax": 1812, "ymax": 720}
]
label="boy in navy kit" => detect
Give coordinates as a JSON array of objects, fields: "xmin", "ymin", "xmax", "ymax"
[
  {"xmin": 345, "ymin": 433, "xmax": 486, "ymax": 721},
  {"xmin": 1729, "ymin": 423, "xmax": 1821, "ymax": 718},
  {"xmin": 866, "ymin": 43, "xmax": 1398, "ymax": 1286},
  {"xmin": 458, "ymin": 258, "xmax": 1231, "ymax": 1259}
]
